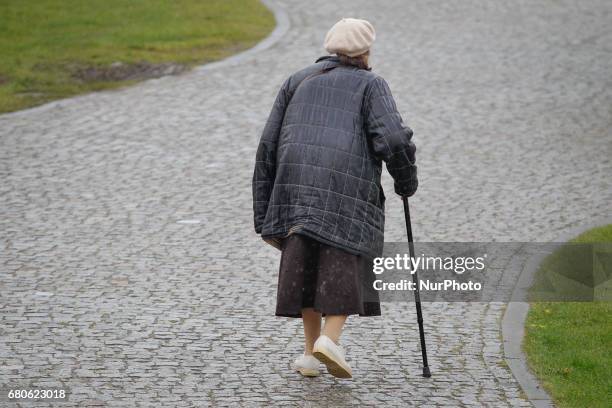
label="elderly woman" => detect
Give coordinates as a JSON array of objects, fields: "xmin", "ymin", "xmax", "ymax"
[{"xmin": 252, "ymin": 18, "xmax": 418, "ymax": 378}]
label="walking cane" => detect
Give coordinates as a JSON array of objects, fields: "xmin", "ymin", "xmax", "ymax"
[{"xmin": 402, "ymin": 196, "xmax": 431, "ymax": 377}]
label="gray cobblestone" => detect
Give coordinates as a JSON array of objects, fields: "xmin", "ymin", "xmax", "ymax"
[{"xmin": 1, "ymin": 0, "xmax": 611, "ymax": 406}]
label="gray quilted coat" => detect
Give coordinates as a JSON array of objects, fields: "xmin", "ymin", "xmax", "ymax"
[{"xmin": 253, "ymin": 55, "xmax": 417, "ymax": 258}]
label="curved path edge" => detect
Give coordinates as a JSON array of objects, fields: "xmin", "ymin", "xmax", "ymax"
[
  {"xmin": 0, "ymin": 0, "xmax": 290, "ymax": 120},
  {"xmin": 502, "ymin": 217, "xmax": 612, "ymax": 408},
  {"xmin": 193, "ymin": 0, "xmax": 290, "ymax": 74}
]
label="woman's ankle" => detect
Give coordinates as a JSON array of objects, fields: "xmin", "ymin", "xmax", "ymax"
[{"xmin": 320, "ymin": 330, "xmax": 341, "ymax": 344}]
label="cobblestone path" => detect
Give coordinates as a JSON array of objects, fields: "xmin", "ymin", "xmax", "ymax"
[{"xmin": 1, "ymin": 0, "xmax": 611, "ymax": 406}]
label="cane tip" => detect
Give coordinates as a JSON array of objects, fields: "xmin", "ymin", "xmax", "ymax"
[{"xmin": 422, "ymin": 366, "xmax": 431, "ymax": 377}]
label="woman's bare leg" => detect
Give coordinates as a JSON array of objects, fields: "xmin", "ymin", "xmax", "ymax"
[
  {"xmin": 322, "ymin": 315, "xmax": 348, "ymax": 344},
  {"xmin": 301, "ymin": 308, "xmax": 322, "ymax": 355}
]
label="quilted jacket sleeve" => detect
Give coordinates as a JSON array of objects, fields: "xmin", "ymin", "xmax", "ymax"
[
  {"xmin": 252, "ymin": 77, "xmax": 290, "ymax": 233},
  {"xmin": 363, "ymin": 76, "xmax": 418, "ymax": 197}
]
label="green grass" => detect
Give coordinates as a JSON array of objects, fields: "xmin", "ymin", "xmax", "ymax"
[
  {"xmin": 0, "ymin": 0, "xmax": 274, "ymax": 113},
  {"xmin": 524, "ymin": 224, "xmax": 612, "ymax": 408}
]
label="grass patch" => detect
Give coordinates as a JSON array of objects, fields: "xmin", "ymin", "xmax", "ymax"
[
  {"xmin": 0, "ymin": 0, "xmax": 274, "ymax": 113},
  {"xmin": 524, "ymin": 224, "xmax": 612, "ymax": 408}
]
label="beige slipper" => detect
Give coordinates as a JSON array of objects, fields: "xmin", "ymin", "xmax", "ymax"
[{"xmin": 312, "ymin": 335, "xmax": 352, "ymax": 378}]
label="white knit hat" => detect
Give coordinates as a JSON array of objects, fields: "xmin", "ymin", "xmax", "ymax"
[{"xmin": 324, "ymin": 18, "xmax": 376, "ymax": 57}]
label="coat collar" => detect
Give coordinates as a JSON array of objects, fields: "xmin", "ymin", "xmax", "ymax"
[
  {"xmin": 315, "ymin": 55, "xmax": 341, "ymax": 64},
  {"xmin": 314, "ymin": 55, "xmax": 372, "ymax": 71}
]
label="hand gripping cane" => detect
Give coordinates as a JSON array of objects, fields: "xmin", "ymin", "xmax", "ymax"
[{"xmin": 402, "ymin": 196, "xmax": 431, "ymax": 377}]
